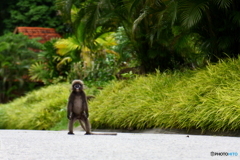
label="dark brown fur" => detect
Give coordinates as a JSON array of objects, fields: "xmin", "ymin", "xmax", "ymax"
[
  {"xmin": 67, "ymin": 80, "xmax": 91, "ymax": 135},
  {"xmin": 67, "ymin": 80, "xmax": 117, "ymax": 135}
]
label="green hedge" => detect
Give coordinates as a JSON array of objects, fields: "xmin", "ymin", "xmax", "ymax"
[
  {"xmin": 89, "ymin": 58, "xmax": 240, "ymax": 132},
  {"xmin": 0, "ymin": 84, "xmax": 69, "ymax": 130}
]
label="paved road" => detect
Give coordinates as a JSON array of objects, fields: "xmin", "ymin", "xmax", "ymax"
[{"xmin": 0, "ymin": 130, "xmax": 239, "ymax": 160}]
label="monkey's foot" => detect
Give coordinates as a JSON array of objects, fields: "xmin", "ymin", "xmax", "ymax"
[
  {"xmin": 84, "ymin": 132, "xmax": 91, "ymax": 135},
  {"xmin": 68, "ymin": 132, "xmax": 74, "ymax": 135}
]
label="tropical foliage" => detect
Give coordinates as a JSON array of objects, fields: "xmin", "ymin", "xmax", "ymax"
[
  {"xmin": 54, "ymin": 28, "xmax": 120, "ymax": 82},
  {"xmin": 1, "ymin": 56, "xmax": 240, "ymax": 132},
  {"xmin": 29, "ymin": 0, "xmax": 240, "ymax": 84},
  {"xmin": 178, "ymin": 0, "xmax": 240, "ymax": 61},
  {"xmin": 55, "ymin": 0, "xmax": 240, "ymax": 71},
  {"xmin": 29, "ymin": 39, "xmax": 72, "ymax": 84},
  {"xmin": 0, "ymin": 33, "xmax": 43, "ymax": 103},
  {"xmin": 0, "ymin": 0, "xmax": 64, "ymax": 35}
]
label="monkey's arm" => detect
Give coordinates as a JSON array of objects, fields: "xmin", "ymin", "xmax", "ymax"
[
  {"xmin": 85, "ymin": 103, "xmax": 89, "ymax": 118},
  {"xmin": 82, "ymin": 92, "xmax": 89, "ymax": 118},
  {"xmin": 67, "ymin": 95, "xmax": 73, "ymax": 120}
]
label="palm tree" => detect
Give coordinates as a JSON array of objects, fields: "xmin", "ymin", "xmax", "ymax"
[
  {"xmin": 125, "ymin": 0, "xmax": 185, "ymax": 71},
  {"xmin": 56, "ymin": 0, "xmax": 192, "ymax": 72},
  {"xmin": 177, "ymin": 0, "xmax": 240, "ymax": 61}
]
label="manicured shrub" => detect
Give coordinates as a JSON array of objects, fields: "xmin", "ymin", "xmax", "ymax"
[{"xmin": 89, "ymin": 58, "xmax": 240, "ymax": 132}]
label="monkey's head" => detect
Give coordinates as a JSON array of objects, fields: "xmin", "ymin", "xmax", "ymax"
[{"xmin": 72, "ymin": 80, "xmax": 84, "ymax": 92}]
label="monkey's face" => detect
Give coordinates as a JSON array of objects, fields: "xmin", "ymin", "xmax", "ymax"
[{"xmin": 73, "ymin": 83, "xmax": 82, "ymax": 92}]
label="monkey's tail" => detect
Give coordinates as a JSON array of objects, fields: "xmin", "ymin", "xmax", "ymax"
[{"xmin": 86, "ymin": 132, "xmax": 117, "ymax": 136}]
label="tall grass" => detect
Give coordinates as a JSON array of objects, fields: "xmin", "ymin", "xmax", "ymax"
[
  {"xmin": 0, "ymin": 82, "xmax": 102, "ymax": 130},
  {"xmin": 0, "ymin": 83, "xmax": 70, "ymax": 129},
  {"xmin": 89, "ymin": 58, "xmax": 240, "ymax": 132}
]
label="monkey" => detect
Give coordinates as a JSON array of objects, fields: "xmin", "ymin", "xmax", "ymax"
[
  {"xmin": 67, "ymin": 80, "xmax": 117, "ymax": 135},
  {"xmin": 67, "ymin": 80, "xmax": 90, "ymax": 135}
]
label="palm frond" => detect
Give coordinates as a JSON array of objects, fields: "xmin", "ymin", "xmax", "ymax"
[
  {"xmin": 95, "ymin": 32, "xmax": 117, "ymax": 47},
  {"xmin": 56, "ymin": 57, "xmax": 72, "ymax": 71},
  {"xmin": 130, "ymin": 0, "xmax": 142, "ymax": 13},
  {"xmin": 231, "ymin": 10, "xmax": 240, "ymax": 26},
  {"xmin": 55, "ymin": 36, "xmax": 81, "ymax": 56},
  {"xmin": 29, "ymin": 62, "xmax": 49, "ymax": 82},
  {"xmin": 179, "ymin": 0, "xmax": 209, "ymax": 28},
  {"xmin": 212, "ymin": 0, "xmax": 232, "ymax": 8},
  {"xmin": 73, "ymin": 1, "xmax": 101, "ymax": 42}
]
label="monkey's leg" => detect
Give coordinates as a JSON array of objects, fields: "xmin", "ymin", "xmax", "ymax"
[
  {"xmin": 68, "ymin": 119, "xmax": 75, "ymax": 135},
  {"xmin": 81, "ymin": 117, "xmax": 91, "ymax": 135}
]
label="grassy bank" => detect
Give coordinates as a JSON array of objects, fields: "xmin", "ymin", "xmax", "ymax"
[
  {"xmin": 89, "ymin": 58, "xmax": 240, "ymax": 132},
  {"xmin": 0, "ymin": 83, "xmax": 69, "ymax": 129},
  {"xmin": 1, "ymin": 58, "xmax": 240, "ymax": 132},
  {"xmin": 0, "ymin": 82, "xmax": 101, "ymax": 130}
]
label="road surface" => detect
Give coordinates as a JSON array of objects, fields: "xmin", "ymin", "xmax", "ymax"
[{"xmin": 0, "ymin": 130, "xmax": 239, "ymax": 160}]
